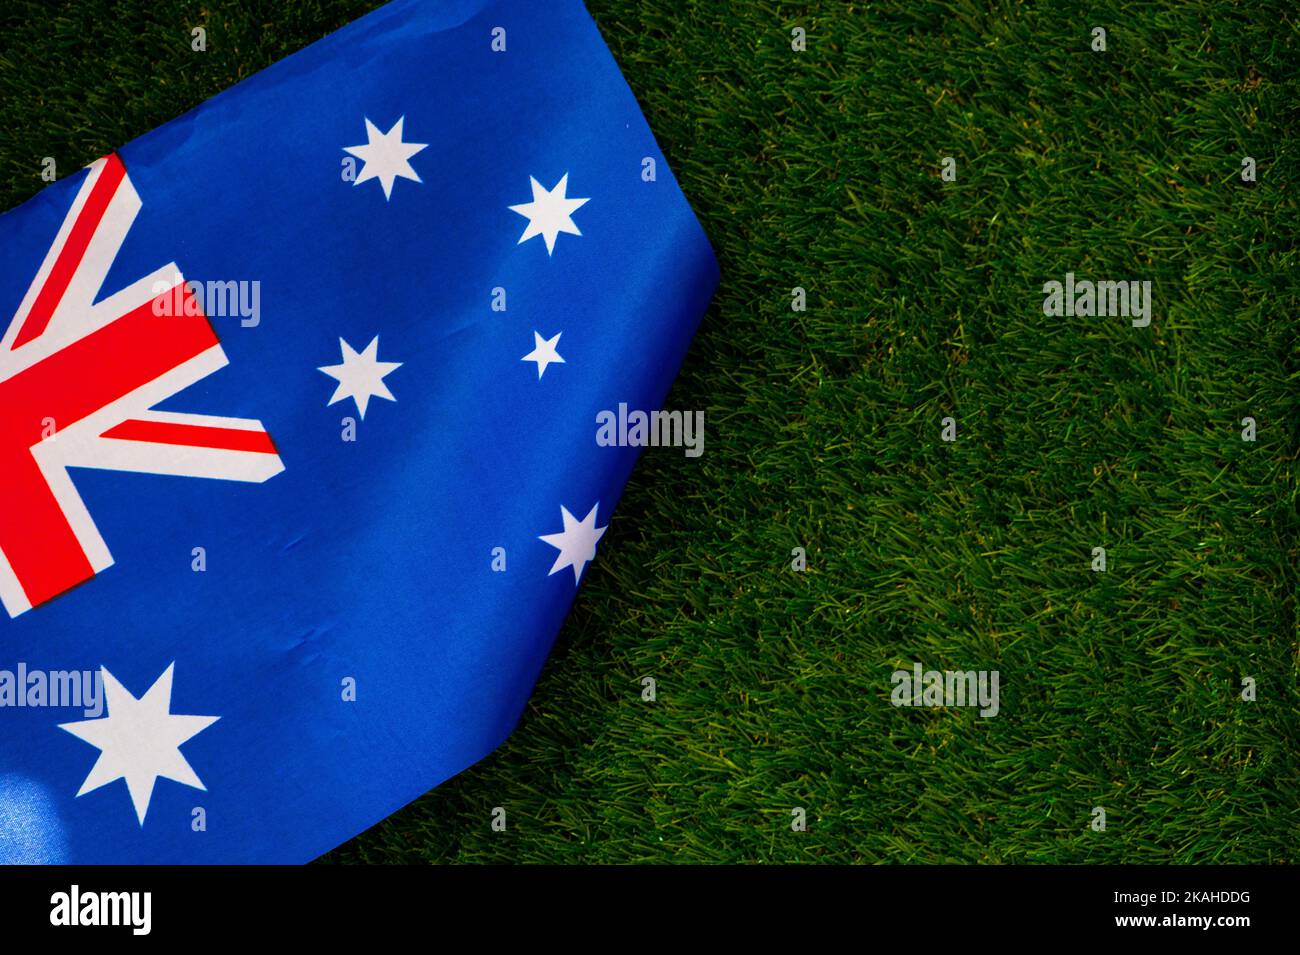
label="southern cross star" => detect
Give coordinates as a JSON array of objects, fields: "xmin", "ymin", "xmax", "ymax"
[
  {"xmin": 318, "ymin": 336, "xmax": 402, "ymax": 419},
  {"xmin": 508, "ymin": 173, "xmax": 590, "ymax": 255},
  {"xmin": 521, "ymin": 330, "xmax": 565, "ymax": 379},
  {"xmin": 539, "ymin": 503, "xmax": 607, "ymax": 585},
  {"xmin": 343, "ymin": 116, "xmax": 428, "ymax": 200}
]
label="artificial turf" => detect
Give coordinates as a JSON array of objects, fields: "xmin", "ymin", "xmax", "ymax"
[{"xmin": 0, "ymin": 0, "xmax": 1294, "ymax": 863}]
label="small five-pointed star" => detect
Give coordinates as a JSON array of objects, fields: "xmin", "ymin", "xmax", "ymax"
[
  {"xmin": 508, "ymin": 173, "xmax": 590, "ymax": 255},
  {"xmin": 539, "ymin": 503, "xmax": 607, "ymax": 585},
  {"xmin": 522, "ymin": 330, "xmax": 565, "ymax": 379},
  {"xmin": 318, "ymin": 336, "xmax": 402, "ymax": 419},
  {"xmin": 342, "ymin": 116, "xmax": 428, "ymax": 200},
  {"xmin": 59, "ymin": 664, "xmax": 219, "ymax": 826}
]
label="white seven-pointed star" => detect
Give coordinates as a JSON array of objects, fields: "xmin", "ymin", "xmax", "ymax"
[
  {"xmin": 59, "ymin": 664, "xmax": 219, "ymax": 826},
  {"xmin": 508, "ymin": 173, "xmax": 590, "ymax": 255},
  {"xmin": 522, "ymin": 331, "xmax": 565, "ymax": 379},
  {"xmin": 343, "ymin": 116, "xmax": 428, "ymax": 200},
  {"xmin": 539, "ymin": 503, "xmax": 607, "ymax": 585},
  {"xmin": 318, "ymin": 336, "xmax": 402, "ymax": 419}
]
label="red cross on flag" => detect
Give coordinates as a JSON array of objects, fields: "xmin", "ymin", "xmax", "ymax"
[{"xmin": 0, "ymin": 154, "xmax": 284, "ymax": 618}]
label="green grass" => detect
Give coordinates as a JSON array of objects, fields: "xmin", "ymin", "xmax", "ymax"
[{"xmin": 1, "ymin": 0, "xmax": 1295, "ymax": 863}]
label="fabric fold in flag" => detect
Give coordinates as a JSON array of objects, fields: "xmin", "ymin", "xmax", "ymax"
[{"xmin": 0, "ymin": 0, "xmax": 717, "ymax": 863}]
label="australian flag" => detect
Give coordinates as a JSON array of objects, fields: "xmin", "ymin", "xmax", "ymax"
[{"xmin": 0, "ymin": 0, "xmax": 717, "ymax": 863}]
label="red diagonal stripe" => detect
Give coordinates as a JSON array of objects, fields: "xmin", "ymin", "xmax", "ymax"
[
  {"xmin": 101, "ymin": 419, "xmax": 278, "ymax": 454},
  {"xmin": 12, "ymin": 154, "xmax": 127, "ymax": 349}
]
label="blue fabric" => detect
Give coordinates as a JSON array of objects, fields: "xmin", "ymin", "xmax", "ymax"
[{"xmin": 0, "ymin": 0, "xmax": 716, "ymax": 863}]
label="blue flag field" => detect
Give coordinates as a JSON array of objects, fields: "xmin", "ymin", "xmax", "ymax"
[{"xmin": 0, "ymin": 0, "xmax": 718, "ymax": 863}]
